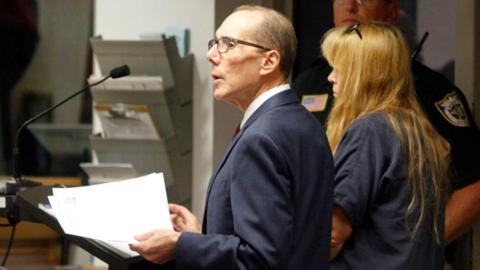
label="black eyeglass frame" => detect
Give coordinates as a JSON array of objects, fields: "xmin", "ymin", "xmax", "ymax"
[
  {"xmin": 331, "ymin": 0, "xmax": 384, "ymax": 6},
  {"xmin": 345, "ymin": 23, "xmax": 363, "ymax": 40},
  {"xmin": 208, "ymin": 36, "xmax": 272, "ymax": 53}
]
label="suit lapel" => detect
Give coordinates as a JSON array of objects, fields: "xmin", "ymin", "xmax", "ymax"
[
  {"xmin": 204, "ymin": 131, "xmax": 243, "ymax": 201},
  {"xmin": 202, "ymin": 130, "xmax": 243, "ymax": 232},
  {"xmin": 242, "ymin": 89, "xmax": 298, "ymax": 131},
  {"xmin": 205, "ymin": 90, "xmax": 298, "ymax": 198},
  {"xmin": 202, "ymin": 90, "xmax": 298, "ymax": 231}
]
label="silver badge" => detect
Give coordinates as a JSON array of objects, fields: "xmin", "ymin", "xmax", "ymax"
[{"xmin": 435, "ymin": 91, "xmax": 470, "ymax": 127}]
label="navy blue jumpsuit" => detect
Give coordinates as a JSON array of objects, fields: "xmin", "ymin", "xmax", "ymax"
[{"xmin": 331, "ymin": 112, "xmax": 445, "ymax": 270}]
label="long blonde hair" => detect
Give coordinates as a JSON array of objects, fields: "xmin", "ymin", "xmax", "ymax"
[{"xmin": 323, "ymin": 22, "xmax": 450, "ymax": 242}]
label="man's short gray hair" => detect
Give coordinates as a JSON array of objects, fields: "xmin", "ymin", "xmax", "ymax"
[{"xmin": 234, "ymin": 5, "xmax": 297, "ymax": 79}]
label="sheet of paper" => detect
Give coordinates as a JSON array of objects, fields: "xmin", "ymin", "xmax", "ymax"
[
  {"xmin": 94, "ymin": 103, "xmax": 159, "ymax": 139},
  {"xmin": 49, "ymin": 193, "xmax": 139, "ymax": 257},
  {"xmin": 98, "ymin": 240, "xmax": 139, "ymax": 257},
  {"xmin": 49, "ymin": 173, "xmax": 172, "ymax": 243}
]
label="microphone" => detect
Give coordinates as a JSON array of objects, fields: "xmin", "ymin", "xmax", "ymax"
[
  {"xmin": 109, "ymin": 64, "xmax": 131, "ymax": 79},
  {"xmin": 1, "ymin": 64, "xmax": 130, "ymax": 194}
]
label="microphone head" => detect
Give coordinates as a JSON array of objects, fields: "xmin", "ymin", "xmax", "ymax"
[{"xmin": 109, "ymin": 65, "xmax": 130, "ymax": 79}]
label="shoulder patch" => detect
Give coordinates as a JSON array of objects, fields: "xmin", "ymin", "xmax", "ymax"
[
  {"xmin": 301, "ymin": 94, "xmax": 329, "ymax": 112},
  {"xmin": 434, "ymin": 91, "xmax": 470, "ymax": 127}
]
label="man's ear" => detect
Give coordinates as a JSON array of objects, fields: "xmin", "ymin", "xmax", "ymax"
[{"xmin": 260, "ymin": 50, "xmax": 280, "ymax": 76}]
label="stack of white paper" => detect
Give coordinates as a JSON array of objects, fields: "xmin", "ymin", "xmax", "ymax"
[{"xmin": 48, "ymin": 172, "xmax": 172, "ymax": 257}]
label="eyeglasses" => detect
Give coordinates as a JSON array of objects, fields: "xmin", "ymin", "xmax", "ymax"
[
  {"xmin": 208, "ymin": 36, "xmax": 272, "ymax": 54},
  {"xmin": 332, "ymin": 0, "xmax": 379, "ymax": 6},
  {"xmin": 345, "ymin": 23, "xmax": 363, "ymax": 39}
]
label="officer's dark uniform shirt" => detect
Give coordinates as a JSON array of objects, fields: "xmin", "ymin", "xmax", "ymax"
[
  {"xmin": 332, "ymin": 112, "xmax": 445, "ymax": 270},
  {"xmin": 293, "ymin": 58, "xmax": 480, "ymax": 189}
]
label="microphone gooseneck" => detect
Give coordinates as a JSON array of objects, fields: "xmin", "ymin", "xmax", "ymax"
[{"xmin": 11, "ymin": 65, "xmax": 130, "ymax": 186}]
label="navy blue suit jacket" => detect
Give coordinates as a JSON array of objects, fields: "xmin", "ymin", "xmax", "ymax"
[{"xmin": 176, "ymin": 90, "xmax": 333, "ymax": 270}]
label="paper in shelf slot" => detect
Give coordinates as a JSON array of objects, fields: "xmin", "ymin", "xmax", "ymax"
[
  {"xmin": 94, "ymin": 103, "xmax": 159, "ymax": 139},
  {"xmin": 80, "ymin": 162, "xmax": 138, "ymax": 184},
  {"xmin": 88, "ymin": 75, "xmax": 167, "ymax": 108},
  {"xmin": 89, "ymin": 75, "xmax": 175, "ymax": 139},
  {"xmin": 90, "ymin": 136, "xmax": 174, "ymax": 187}
]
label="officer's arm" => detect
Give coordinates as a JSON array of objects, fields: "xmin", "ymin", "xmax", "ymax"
[
  {"xmin": 331, "ymin": 206, "xmax": 352, "ymax": 259},
  {"xmin": 445, "ymin": 179, "xmax": 480, "ymax": 244}
]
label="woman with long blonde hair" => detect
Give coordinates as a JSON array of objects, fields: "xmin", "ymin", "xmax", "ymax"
[{"xmin": 324, "ymin": 22, "xmax": 450, "ymax": 269}]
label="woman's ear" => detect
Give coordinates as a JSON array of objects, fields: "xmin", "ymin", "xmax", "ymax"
[{"xmin": 260, "ymin": 50, "xmax": 280, "ymax": 76}]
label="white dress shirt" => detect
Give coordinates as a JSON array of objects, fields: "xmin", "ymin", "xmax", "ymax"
[{"xmin": 240, "ymin": 84, "xmax": 290, "ymax": 128}]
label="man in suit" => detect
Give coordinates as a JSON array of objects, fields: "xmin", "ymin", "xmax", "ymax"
[{"xmin": 129, "ymin": 5, "xmax": 334, "ymax": 269}]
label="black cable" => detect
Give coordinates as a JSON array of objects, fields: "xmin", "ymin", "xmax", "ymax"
[
  {"xmin": 1, "ymin": 223, "xmax": 17, "ymax": 266},
  {"xmin": 0, "ymin": 224, "xmax": 11, "ymax": 227}
]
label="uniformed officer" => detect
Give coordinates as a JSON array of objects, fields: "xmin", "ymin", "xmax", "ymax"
[{"xmin": 293, "ymin": 0, "xmax": 480, "ymax": 246}]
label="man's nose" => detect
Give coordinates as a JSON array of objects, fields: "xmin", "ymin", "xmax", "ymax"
[{"xmin": 206, "ymin": 47, "xmax": 219, "ymax": 63}]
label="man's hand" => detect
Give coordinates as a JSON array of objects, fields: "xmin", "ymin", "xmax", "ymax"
[
  {"xmin": 129, "ymin": 229, "xmax": 180, "ymax": 264},
  {"xmin": 169, "ymin": 203, "xmax": 202, "ymax": 233}
]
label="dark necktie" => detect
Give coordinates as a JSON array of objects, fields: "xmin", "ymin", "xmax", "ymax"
[{"xmin": 232, "ymin": 123, "xmax": 241, "ymax": 138}]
